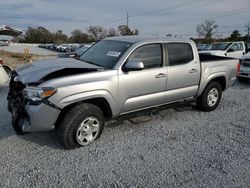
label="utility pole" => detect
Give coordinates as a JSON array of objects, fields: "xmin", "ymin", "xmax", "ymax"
[
  {"xmin": 126, "ymin": 12, "xmax": 129, "ymax": 35},
  {"xmin": 245, "ymin": 22, "xmax": 250, "ymax": 37},
  {"xmin": 126, "ymin": 12, "xmax": 129, "ymax": 28}
]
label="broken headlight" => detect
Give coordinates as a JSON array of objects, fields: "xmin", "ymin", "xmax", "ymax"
[{"xmin": 23, "ymin": 87, "xmax": 57, "ymax": 102}]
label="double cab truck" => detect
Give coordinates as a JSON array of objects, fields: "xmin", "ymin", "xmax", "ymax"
[
  {"xmin": 199, "ymin": 41, "xmax": 248, "ymax": 59},
  {"xmin": 7, "ymin": 36, "xmax": 239, "ymax": 149}
]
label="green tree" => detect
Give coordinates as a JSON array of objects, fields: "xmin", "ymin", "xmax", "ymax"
[
  {"xmin": 106, "ymin": 28, "xmax": 118, "ymax": 37},
  {"xmin": 69, "ymin": 29, "xmax": 89, "ymax": 43},
  {"xmin": 117, "ymin": 25, "xmax": 139, "ymax": 36},
  {"xmin": 52, "ymin": 30, "xmax": 68, "ymax": 44},
  {"xmin": 87, "ymin": 25, "xmax": 106, "ymax": 41},
  {"xmin": 117, "ymin": 25, "xmax": 134, "ymax": 36},
  {"xmin": 229, "ymin": 30, "xmax": 241, "ymax": 41},
  {"xmin": 22, "ymin": 26, "xmax": 52, "ymax": 43}
]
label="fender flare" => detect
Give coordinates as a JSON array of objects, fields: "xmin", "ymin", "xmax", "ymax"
[{"xmin": 197, "ymin": 72, "xmax": 227, "ymax": 96}]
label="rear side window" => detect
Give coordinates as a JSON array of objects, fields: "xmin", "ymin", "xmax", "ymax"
[
  {"xmin": 128, "ymin": 44, "xmax": 162, "ymax": 69},
  {"xmin": 167, "ymin": 43, "xmax": 194, "ymax": 66}
]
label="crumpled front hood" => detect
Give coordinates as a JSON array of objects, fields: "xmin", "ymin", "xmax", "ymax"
[{"xmin": 15, "ymin": 58, "xmax": 102, "ymax": 84}]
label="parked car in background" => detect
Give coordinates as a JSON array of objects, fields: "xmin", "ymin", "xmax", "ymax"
[
  {"xmin": 199, "ymin": 41, "xmax": 248, "ymax": 58},
  {"xmin": 238, "ymin": 53, "xmax": 250, "ymax": 82},
  {"xmin": 57, "ymin": 45, "xmax": 91, "ymax": 58},
  {"xmin": 0, "ymin": 40, "xmax": 9, "ymax": 46},
  {"xmin": 197, "ymin": 44, "xmax": 206, "ymax": 51},
  {"xmin": 196, "ymin": 44, "xmax": 213, "ymax": 51},
  {"xmin": 7, "ymin": 36, "xmax": 239, "ymax": 149}
]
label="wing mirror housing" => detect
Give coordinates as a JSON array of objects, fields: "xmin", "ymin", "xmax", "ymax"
[
  {"xmin": 123, "ymin": 60, "xmax": 144, "ymax": 72},
  {"xmin": 227, "ymin": 48, "xmax": 234, "ymax": 53}
]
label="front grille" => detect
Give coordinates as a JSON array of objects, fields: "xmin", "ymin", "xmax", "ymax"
[{"xmin": 7, "ymin": 71, "xmax": 26, "ymax": 113}]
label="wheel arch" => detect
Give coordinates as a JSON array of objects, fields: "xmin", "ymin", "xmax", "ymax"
[
  {"xmin": 55, "ymin": 97, "xmax": 113, "ymax": 129},
  {"xmin": 197, "ymin": 74, "xmax": 227, "ymax": 97}
]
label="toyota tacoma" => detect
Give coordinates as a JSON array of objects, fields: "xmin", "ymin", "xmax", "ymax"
[{"xmin": 7, "ymin": 36, "xmax": 239, "ymax": 149}]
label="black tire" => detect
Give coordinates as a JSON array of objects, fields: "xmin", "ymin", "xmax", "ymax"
[
  {"xmin": 197, "ymin": 81, "xmax": 222, "ymax": 112},
  {"xmin": 58, "ymin": 103, "xmax": 105, "ymax": 149},
  {"xmin": 12, "ymin": 112, "xmax": 27, "ymax": 135}
]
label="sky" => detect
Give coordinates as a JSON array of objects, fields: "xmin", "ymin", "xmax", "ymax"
[{"xmin": 0, "ymin": 0, "xmax": 250, "ymax": 39}]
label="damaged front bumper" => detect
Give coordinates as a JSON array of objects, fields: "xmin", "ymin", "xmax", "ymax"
[
  {"xmin": 16, "ymin": 103, "xmax": 60, "ymax": 132},
  {"xmin": 7, "ymin": 72, "xmax": 61, "ymax": 133}
]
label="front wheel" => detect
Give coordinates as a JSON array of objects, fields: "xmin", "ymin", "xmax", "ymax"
[
  {"xmin": 58, "ymin": 103, "xmax": 105, "ymax": 149},
  {"xmin": 197, "ymin": 81, "xmax": 222, "ymax": 112}
]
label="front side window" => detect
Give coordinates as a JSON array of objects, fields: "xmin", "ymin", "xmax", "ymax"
[
  {"xmin": 229, "ymin": 43, "xmax": 243, "ymax": 51},
  {"xmin": 128, "ymin": 44, "xmax": 162, "ymax": 69},
  {"xmin": 167, "ymin": 43, "xmax": 194, "ymax": 66}
]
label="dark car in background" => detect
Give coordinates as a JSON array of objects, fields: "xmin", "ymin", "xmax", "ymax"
[{"xmin": 57, "ymin": 45, "xmax": 91, "ymax": 58}]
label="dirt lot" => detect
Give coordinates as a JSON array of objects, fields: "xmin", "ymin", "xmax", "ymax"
[
  {"xmin": 0, "ymin": 50, "xmax": 56, "ymax": 69},
  {"xmin": 0, "ymin": 81, "xmax": 249, "ymax": 187}
]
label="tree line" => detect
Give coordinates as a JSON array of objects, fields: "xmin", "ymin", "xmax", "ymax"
[
  {"xmin": 17, "ymin": 25, "xmax": 139, "ymax": 44},
  {"xmin": 15, "ymin": 19, "xmax": 250, "ymax": 44},
  {"xmin": 195, "ymin": 19, "xmax": 250, "ymax": 43}
]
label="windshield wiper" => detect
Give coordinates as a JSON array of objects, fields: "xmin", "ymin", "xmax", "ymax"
[{"xmin": 80, "ymin": 59, "xmax": 100, "ymax": 66}]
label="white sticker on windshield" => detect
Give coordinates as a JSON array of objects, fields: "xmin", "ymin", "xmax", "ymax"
[{"xmin": 107, "ymin": 51, "xmax": 121, "ymax": 57}]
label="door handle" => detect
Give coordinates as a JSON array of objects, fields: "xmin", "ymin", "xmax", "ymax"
[
  {"xmin": 155, "ymin": 73, "xmax": 166, "ymax": 78},
  {"xmin": 189, "ymin": 69, "xmax": 198, "ymax": 73}
]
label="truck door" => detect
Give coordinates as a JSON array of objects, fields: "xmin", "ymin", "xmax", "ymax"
[
  {"xmin": 165, "ymin": 43, "xmax": 201, "ymax": 102},
  {"xmin": 119, "ymin": 43, "xmax": 167, "ymax": 113},
  {"xmin": 226, "ymin": 42, "xmax": 245, "ymax": 58}
]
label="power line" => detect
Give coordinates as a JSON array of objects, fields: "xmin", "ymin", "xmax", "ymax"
[
  {"xmin": 137, "ymin": 8, "xmax": 250, "ymax": 29},
  {"xmin": 103, "ymin": 0, "xmax": 219, "ymax": 25},
  {"xmin": 131, "ymin": 0, "xmax": 225, "ymax": 22}
]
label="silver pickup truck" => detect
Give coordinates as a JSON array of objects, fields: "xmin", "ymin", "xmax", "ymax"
[{"xmin": 7, "ymin": 36, "xmax": 239, "ymax": 149}]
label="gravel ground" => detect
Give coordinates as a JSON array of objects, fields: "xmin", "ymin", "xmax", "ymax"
[{"xmin": 0, "ymin": 82, "xmax": 249, "ymax": 187}]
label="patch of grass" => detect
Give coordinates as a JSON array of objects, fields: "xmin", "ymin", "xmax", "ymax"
[{"xmin": 0, "ymin": 50, "xmax": 57, "ymax": 68}]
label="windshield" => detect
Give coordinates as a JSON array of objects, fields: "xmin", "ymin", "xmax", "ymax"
[
  {"xmin": 211, "ymin": 43, "xmax": 232, "ymax": 50},
  {"xmin": 80, "ymin": 40, "xmax": 132, "ymax": 69}
]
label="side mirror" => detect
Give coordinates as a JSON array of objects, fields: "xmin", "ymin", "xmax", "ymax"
[
  {"xmin": 227, "ymin": 48, "xmax": 234, "ymax": 53},
  {"xmin": 123, "ymin": 60, "xmax": 144, "ymax": 72}
]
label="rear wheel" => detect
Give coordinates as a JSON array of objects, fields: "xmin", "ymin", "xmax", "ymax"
[
  {"xmin": 58, "ymin": 103, "xmax": 105, "ymax": 149},
  {"xmin": 197, "ymin": 81, "xmax": 222, "ymax": 112}
]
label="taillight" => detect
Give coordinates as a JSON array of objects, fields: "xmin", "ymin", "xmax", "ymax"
[
  {"xmin": 237, "ymin": 62, "xmax": 240, "ymax": 75},
  {"xmin": 0, "ymin": 58, "xmax": 3, "ymax": 65}
]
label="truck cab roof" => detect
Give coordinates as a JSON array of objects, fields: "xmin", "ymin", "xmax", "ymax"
[{"xmin": 105, "ymin": 35, "xmax": 193, "ymax": 44}]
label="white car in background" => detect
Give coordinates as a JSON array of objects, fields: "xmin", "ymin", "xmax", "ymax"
[
  {"xmin": 0, "ymin": 59, "xmax": 10, "ymax": 86},
  {"xmin": 199, "ymin": 41, "xmax": 248, "ymax": 59}
]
